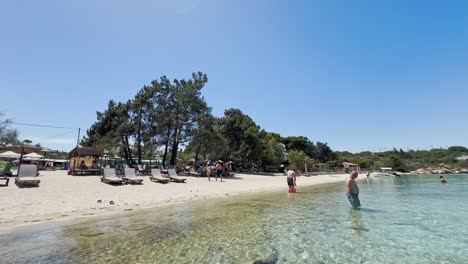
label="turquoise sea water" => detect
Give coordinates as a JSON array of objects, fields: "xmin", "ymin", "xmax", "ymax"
[{"xmin": 1, "ymin": 174, "xmax": 468, "ymax": 263}]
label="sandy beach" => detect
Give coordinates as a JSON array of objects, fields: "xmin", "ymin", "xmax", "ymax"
[{"xmin": 0, "ymin": 171, "xmax": 366, "ymax": 231}]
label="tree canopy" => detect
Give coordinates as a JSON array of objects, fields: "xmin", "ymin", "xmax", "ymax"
[{"xmin": 81, "ymin": 73, "xmax": 334, "ymax": 170}]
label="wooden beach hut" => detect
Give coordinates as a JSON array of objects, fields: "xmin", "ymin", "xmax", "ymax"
[
  {"xmin": 68, "ymin": 147, "xmax": 104, "ymax": 175},
  {"xmin": 343, "ymin": 162, "xmax": 360, "ymax": 173}
]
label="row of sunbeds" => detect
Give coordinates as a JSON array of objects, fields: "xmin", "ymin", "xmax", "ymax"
[
  {"xmin": 5, "ymin": 165, "xmax": 187, "ymax": 187},
  {"xmin": 101, "ymin": 168, "xmax": 186, "ymax": 185}
]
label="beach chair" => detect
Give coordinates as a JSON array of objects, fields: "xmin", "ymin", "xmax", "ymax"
[
  {"xmin": 15, "ymin": 164, "xmax": 41, "ymax": 187},
  {"xmin": 149, "ymin": 169, "xmax": 170, "ymax": 184},
  {"xmin": 168, "ymin": 169, "xmax": 187, "ymax": 183},
  {"xmin": 123, "ymin": 168, "xmax": 144, "ymax": 184},
  {"xmin": 0, "ymin": 176, "xmax": 9, "ymax": 186},
  {"xmin": 136, "ymin": 164, "xmax": 147, "ymax": 175},
  {"xmin": 188, "ymin": 167, "xmax": 202, "ymax": 177},
  {"xmin": 101, "ymin": 168, "xmax": 124, "ymax": 184},
  {"xmin": 224, "ymin": 170, "xmax": 235, "ymax": 177}
]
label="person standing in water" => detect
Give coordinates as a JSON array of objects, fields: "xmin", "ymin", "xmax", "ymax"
[
  {"xmin": 287, "ymin": 169, "xmax": 297, "ymax": 192},
  {"xmin": 346, "ymin": 171, "xmax": 361, "ymax": 208}
]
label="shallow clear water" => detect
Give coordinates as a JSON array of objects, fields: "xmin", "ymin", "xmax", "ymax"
[{"xmin": 1, "ymin": 174, "xmax": 468, "ymax": 263}]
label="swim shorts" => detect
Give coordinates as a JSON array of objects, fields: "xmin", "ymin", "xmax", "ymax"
[
  {"xmin": 287, "ymin": 177, "xmax": 294, "ymax": 187},
  {"xmin": 347, "ymin": 193, "xmax": 361, "ymax": 208}
]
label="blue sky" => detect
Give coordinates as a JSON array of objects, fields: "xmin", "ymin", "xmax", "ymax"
[{"xmin": 1, "ymin": 0, "xmax": 467, "ymax": 152}]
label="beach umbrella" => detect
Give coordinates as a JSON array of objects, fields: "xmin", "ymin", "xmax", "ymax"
[
  {"xmin": 24, "ymin": 152, "xmax": 44, "ymax": 160},
  {"xmin": 40, "ymin": 147, "xmax": 55, "ymax": 153},
  {"xmin": 40, "ymin": 147, "xmax": 56, "ymax": 165},
  {"xmin": 0, "ymin": 151, "xmax": 21, "ymax": 159}
]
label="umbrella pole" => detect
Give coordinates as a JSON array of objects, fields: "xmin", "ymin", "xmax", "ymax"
[
  {"xmin": 17, "ymin": 146, "xmax": 25, "ymax": 176},
  {"xmin": 42, "ymin": 151, "xmax": 47, "ymax": 171}
]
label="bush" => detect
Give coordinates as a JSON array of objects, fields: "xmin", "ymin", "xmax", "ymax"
[{"xmin": 288, "ymin": 150, "xmax": 314, "ymax": 171}]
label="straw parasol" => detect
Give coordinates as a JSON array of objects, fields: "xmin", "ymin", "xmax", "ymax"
[{"xmin": 0, "ymin": 151, "xmax": 21, "ymax": 159}]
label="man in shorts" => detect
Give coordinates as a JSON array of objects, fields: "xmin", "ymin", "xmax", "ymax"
[
  {"xmin": 287, "ymin": 169, "xmax": 296, "ymax": 192},
  {"xmin": 346, "ymin": 171, "xmax": 361, "ymax": 208}
]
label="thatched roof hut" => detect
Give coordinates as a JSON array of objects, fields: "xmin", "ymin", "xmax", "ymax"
[
  {"xmin": 68, "ymin": 147, "xmax": 104, "ymax": 158},
  {"xmin": 68, "ymin": 147, "xmax": 104, "ymax": 174}
]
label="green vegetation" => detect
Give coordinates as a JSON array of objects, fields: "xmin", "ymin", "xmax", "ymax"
[
  {"xmin": 81, "ymin": 73, "xmax": 467, "ymax": 171},
  {"xmin": 3, "ymin": 82, "xmax": 468, "ymax": 173},
  {"xmin": 0, "ymin": 112, "xmax": 20, "ymax": 146},
  {"xmin": 331, "ymin": 147, "xmax": 468, "ymax": 171},
  {"xmin": 287, "ymin": 150, "xmax": 314, "ymax": 171},
  {"xmin": 82, "ymin": 73, "xmax": 334, "ymax": 170},
  {"xmin": 0, "ymin": 161, "xmax": 16, "ymax": 171}
]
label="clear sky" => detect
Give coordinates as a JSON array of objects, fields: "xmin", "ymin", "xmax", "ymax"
[{"xmin": 1, "ymin": 0, "xmax": 467, "ymax": 152}]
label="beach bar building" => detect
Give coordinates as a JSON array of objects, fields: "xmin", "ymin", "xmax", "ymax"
[{"xmin": 68, "ymin": 147, "xmax": 104, "ymax": 175}]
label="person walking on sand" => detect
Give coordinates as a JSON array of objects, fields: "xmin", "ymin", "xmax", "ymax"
[
  {"xmin": 206, "ymin": 163, "xmax": 212, "ymax": 181},
  {"xmin": 287, "ymin": 169, "xmax": 297, "ymax": 193},
  {"xmin": 346, "ymin": 171, "xmax": 361, "ymax": 208},
  {"xmin": 215, "ymin": 161, "xmax": 223, "ymax": 182}
]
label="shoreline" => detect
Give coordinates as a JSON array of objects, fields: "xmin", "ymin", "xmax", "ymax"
[{"xmin": 0, "ymin": 171, "xmax": 366, "ymax": 232}]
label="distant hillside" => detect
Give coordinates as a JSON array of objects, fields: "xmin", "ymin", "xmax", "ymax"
[{"xmin": 329, "ymin": 146, "xmax": 468, "ymax": 171}]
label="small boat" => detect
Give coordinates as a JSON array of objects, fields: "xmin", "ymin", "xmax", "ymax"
[
  {"xmin": 369, "ymin": 167, "xmax": 401, "ymax": 177},
  {"xmin": 369, "ymin": 172, "xmax": 395, "ymax": 177}
]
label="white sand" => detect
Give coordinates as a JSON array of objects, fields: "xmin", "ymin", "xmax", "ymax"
[{"xmin": 0, "ymin": 171, "xmax": 366, "ymax": 231}]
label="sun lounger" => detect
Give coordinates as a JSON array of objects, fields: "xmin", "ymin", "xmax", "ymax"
[
  {"xmin": 188, "ymin": 167, "xmax": 202, "ymax": 177},
  {"xmin": 136, "ymin": 164, "xmax": 148, "ymax": 175},
  {"xmin": 0, "ymin": 176, "xmax": 9, "ymax": 186},
  {"xmin": 168, "ymin": 169, "xmax": 187, "ymax": 183},
  {"xmin": 149, "ymin": 169, "xmax": 169, "ymax": 184},
  {"xmin": 123, "ymin": 168, "xmax": 144, "ymax": 184},
  {"xmin": 15, "ymin": 164, "xmax": 41, "ymax": 187},
  {"xmin": 101, "ymin": 168, "xmax": 124, "ymax": 184}
]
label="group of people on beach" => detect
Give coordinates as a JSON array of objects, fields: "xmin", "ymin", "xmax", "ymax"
[
  {"xmin": 198, "ymin": 160, "xmax": 231, "ymax": 182},
  {"xmin": 78, "ymin": 160, "xmax": 99, "ymax": 170}
]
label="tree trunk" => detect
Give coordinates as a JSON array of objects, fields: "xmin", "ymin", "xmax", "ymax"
[
  {"xmin": 169, "ymin": 125, "xmax": 179, "ymax": 166},
  {"xmin": 136, "ymin": 132, "xmax": 142, "ymax": 164},
  {"xmin": 136, "ymin": 109, "xmax": 143, "ymax": 164},
  {"xmin": 124, "ymin": 135, "xmax": 132, "ymax": 165},
  {"xmin": 121, "ymin": 136, "xmax": 129, "ymax": 162},
  {"xmin": 162, "ymin": 127, "xmax": 171, "ymax": 168},
  {"xmin": 195, "ymin": 142, "xmax": 202, "ymax": 160}
]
